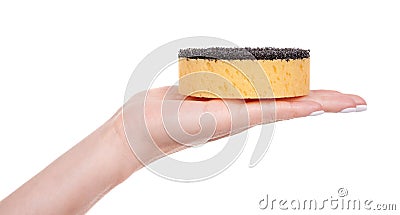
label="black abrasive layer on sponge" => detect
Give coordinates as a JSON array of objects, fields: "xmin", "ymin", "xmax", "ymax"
[{"xmin": 179, "ymin": 47, "xmax": 310, "ymax": 60}]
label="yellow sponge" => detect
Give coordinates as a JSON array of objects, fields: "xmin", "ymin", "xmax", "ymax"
[{"xmin": 178, "ymin": 47, "xmax": 310, "ymax": 98}]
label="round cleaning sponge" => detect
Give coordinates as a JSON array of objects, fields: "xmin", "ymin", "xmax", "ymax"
[{"xmin": 178, "ymin": 47, "xmax": 310, "ymax": 98}]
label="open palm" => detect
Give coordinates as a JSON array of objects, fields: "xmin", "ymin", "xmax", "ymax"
[{"xmin": 122, "ymin": 86, "xmax": 366, "ymax": 163}]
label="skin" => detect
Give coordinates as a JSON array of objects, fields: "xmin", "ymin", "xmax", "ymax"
[{"xmin": 0, "ymin": 86, "xmax": 366, "ymax": 214}]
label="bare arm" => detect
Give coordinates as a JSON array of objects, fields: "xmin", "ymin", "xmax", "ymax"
[
  {"xmin": 0, "ymin": 87, "xmax": 366, "ymax": 214},
  {"xmin": 0, "ymin": 112, "xmax": 139, "ymax": 214}
]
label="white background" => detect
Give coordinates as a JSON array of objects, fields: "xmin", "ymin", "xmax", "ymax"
[{"xmin": 0, "ymin": 0, "xmax": 399, "ymax": 214}]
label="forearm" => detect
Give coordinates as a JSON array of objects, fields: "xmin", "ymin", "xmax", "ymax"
[{"xmin": 0, "ymin": 110, "xmax": 140, "ymax": 214}]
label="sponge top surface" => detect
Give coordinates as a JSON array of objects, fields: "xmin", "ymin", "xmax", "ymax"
[{"xmin": 179, "ymin": 47, "xmax": 310, "ymax": 60}]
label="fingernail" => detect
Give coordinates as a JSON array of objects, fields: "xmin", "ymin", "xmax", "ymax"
[
  {"xmin": 356, "ymin": 105, "xmax": 367, "ymax": 112},
  {"xmin": 309, "ymin": 110, "xmax": 325, "ymax": 116},
  {"xmin": 340, "ymin": 107, "xmax": 357, "ymax": 113}
]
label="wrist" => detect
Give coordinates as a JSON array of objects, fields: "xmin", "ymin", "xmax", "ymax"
[{"xmin": 101, "ymin": 109, "xmax": 142, "ymax": 183}]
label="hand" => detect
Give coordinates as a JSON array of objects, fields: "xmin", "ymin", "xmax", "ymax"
[{"xmin": 121, "ymin": 86, "xmax": 367, "ymax": 164}]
